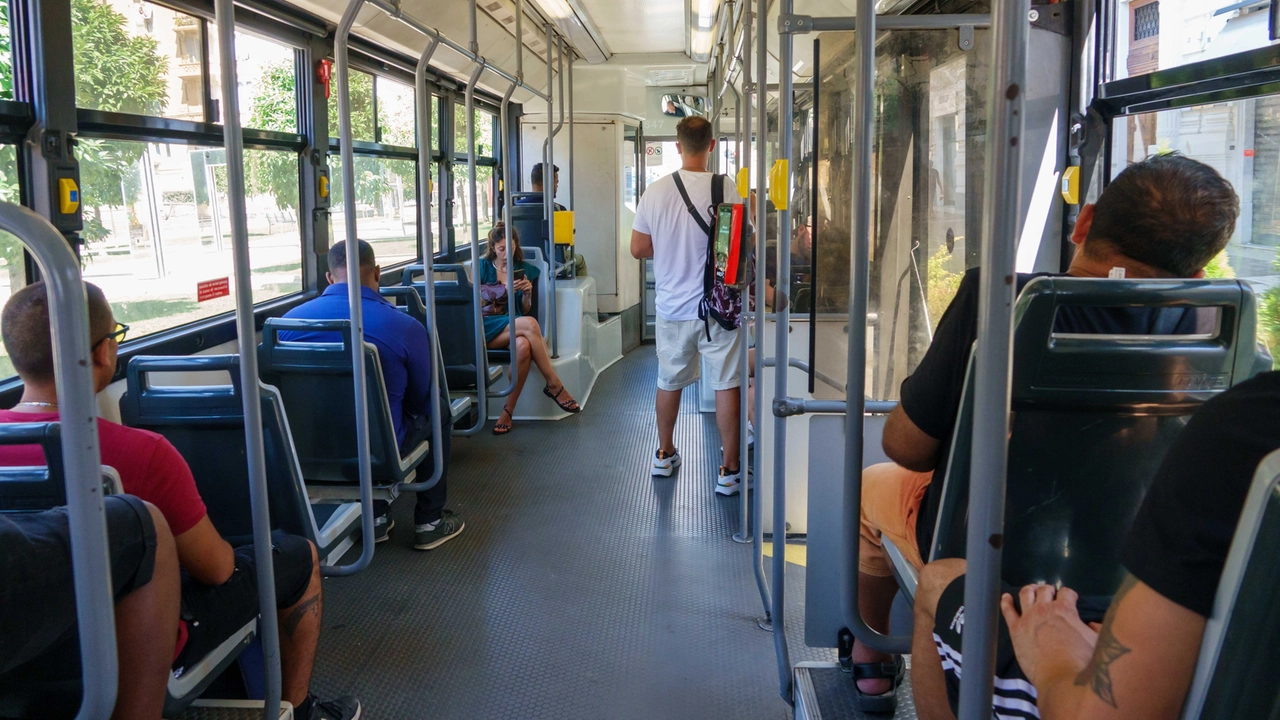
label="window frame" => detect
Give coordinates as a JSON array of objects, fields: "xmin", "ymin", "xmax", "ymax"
[{"xmin": 69, "ymin": 0, "xmax": 313, "ymax": 347}]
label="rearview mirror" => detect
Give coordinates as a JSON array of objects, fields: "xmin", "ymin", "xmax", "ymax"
[{"xmin": 661, "ymin": 94, "xmax": 706, "ymax": 118}]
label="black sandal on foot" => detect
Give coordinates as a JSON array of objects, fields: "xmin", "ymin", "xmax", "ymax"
[
  {"xmin": 493, "ymin": 408, "xmax": 514, "ymax": 435},
  {"xmin": 851, "ymin": 655, "xmax": 905, "ymax": 714},
  {"xmin": 543, "ymin": 385, "xmax": 581, "ymax": 413}
]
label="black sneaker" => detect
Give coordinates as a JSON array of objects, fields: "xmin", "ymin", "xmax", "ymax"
[
  {"xmin": 372, "ymin": 515, "xmax": 393, "ymax": 544},
  {"xmin": 414, "ymin": 510, "xmax": 465, "ymax": 550},
  {"xmin": 302, "ymin": 694, "xmax": 361, "ymax": 720}
]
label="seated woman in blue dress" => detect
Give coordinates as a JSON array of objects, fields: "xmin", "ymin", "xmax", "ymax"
[{"xmin": 479, "ymin": 223, "xmax": 580, "ymax": 435}]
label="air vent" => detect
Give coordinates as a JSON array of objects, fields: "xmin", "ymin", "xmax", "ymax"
[{"xmin": 648, "ymin": 68, "xmax": 694, "ymax": 86}]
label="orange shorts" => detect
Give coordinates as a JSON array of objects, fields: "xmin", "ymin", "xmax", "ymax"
[{"xmin": 858, "ymin": 462, "xmax": 933, "ymax": 577}]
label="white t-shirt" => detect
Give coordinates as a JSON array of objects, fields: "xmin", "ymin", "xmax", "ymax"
[{"xmin": 633, "ymin": 170, "xmax": 744, "ymax": 321}]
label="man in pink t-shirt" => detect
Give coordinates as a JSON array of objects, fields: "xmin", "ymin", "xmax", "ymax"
[{"xmin": 0, "ymin": 282, "xmax": 359, "ymax": 720}]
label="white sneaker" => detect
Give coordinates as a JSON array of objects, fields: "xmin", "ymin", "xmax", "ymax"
[
  {"xmin": 715, "ymin": 466, "xmax": 748, "ymax": 496},
  {"xmin": 653, "ymin": 449, "xmax": 682, "ymax": 477}
]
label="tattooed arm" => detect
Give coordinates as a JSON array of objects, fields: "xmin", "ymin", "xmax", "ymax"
[{"xmin": 1000, "ymin": 575, "xmax": 1206, "ymax": 720}]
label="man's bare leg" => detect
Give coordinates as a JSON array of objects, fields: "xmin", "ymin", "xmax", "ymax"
[
  {"xmin": 112, "ymin": 503, "xmax": 181, "ymax": 720},
  {"xmin": 912, "ymin": 559, "xmax": 967, "ymax": 720},
  {"xmin": 852, "ymin": 572, "xmax": 901, "ymax": 695},
  {"xmin": 278, "ymin": 542, "xmax": 322, "ymax": 708},
  {"xmin": 714, "ymin": 388, "xmax": 741, "ymax": 471},
  {"xmin": 657, "ymin": 388, "xmax": 682, "ymax": 455}
]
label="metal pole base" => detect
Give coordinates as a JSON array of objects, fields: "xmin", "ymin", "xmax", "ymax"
[
  {"xmin": 732, "ymin": 531, "xmax": 751, "ymax": 544},
  {"xmin": 757, "ymin": 616, "xmax": 773, "ymax": 632}
]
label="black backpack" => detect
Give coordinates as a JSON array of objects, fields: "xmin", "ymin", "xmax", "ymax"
[{"xmin": 672, "ymin": 171, "xmax": 742, "ymax": 340}]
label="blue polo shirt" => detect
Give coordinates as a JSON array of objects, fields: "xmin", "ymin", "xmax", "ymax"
[{"xmin": 279, "ymin": 283, "xmax": 433, "ymax": 445}]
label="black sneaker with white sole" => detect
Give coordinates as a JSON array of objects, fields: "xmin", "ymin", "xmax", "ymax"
[
  {"xmin": 372, "ymin": 515, "xmax": 393, "ymax": 543},
  {"xmin": 414, "ymin": 509, "xmax": 465, "ymax": 550}
]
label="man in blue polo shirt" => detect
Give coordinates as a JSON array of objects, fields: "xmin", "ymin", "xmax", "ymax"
[{"xmin": 281, "ymin": 240, "xmax": 464, "ymax": 551}]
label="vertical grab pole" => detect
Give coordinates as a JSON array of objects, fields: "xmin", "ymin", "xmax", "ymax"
[
  {"xmin": 213, "ymin": 0, "xmax": 283, "ymax": 714},
  {"xmin": 567, "ymin": 47, "xmax": 576, "ymax": 279},
  {"xmin": 413, "ymin": 38, "xmax": 446, "ymax": 479},
  {"xmin": 771, "ymin": 0, "xmax": 795, "ymax": 702},
  {"xmin": 841, "ymin": 0, "xmax": 909, "ymax": 654},
  {"xmin": 330, "ymin": 0, "xmax": 377, "ymax": 575},
  {"xmin": 750, "ymin": 0, "xmax": 771, "ymax": 626},
  {"xmin": 541, "ymin": 26, "xmax": 564, "ymax": 356},
  {"xmin": 515, "ymin": 0, "xmax": 524, "ymax": 82},
  {"xmin": 495, "ymin": 82, "xmax": 519, "ymax": 400},
  {"xmin": 461, "ymin": 62, "xmax": 488, "ymax": 421},
  {"xmin": 550, "ymin": 33, "xmax": 565, "ymax": 354},
  {"xmin": 958, "ymin": 0, "xmax": 1029, "ymax": 716},
  {"xmin": 0, "ymin": 203, "xmax": 117, "ymax": 719}
]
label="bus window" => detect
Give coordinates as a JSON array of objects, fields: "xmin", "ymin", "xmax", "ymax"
[
  {"xmin": 0, "ymin": 2, "xmax": 12, "ymax": 101},
  {"xmin": 375, "ymin": 76, "xmax": 416, "ymax": 147},
  {"xmin": 328, "ymin": 68, "xmax": 376, "ymax": 142},
  {"xmin": 78, "ymin": 141, "xmax": 303, "ymax": 339},
  {"xmin": 1109, "ymin": 0, "xmax": 1276, "ymax": 81},
  {"xmin": 329, "ymin": 154, "xmax": 419, "ymax": 265},
  {"xmin": 71, "ymin": 0, "xmax": 206, "ymax": 122},
  {"xmin": 811, "ymin": 29, "xmax": 991, "ymax": 401},
  {"xmin": 0, "ymin": 144, "xmax": 24, "ymax": 378},
  {"xmin": 207, "ymin": 27, "xmax": 297, "ymax": 132},
  {"xmin": 645, "ymin": 140, "xmax": 682, "ymax": 186},
  {"xmin": 451, "ymin": 104, "xmax": 497, "ymax": 242},
  {"xmin": 1114, "ymin": 97, "xmax": 1280, "ymax": 365}
]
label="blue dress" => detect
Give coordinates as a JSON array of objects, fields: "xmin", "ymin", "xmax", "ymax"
[{"xmin": 479, "ymin": 258, "xmax": 540, "ymax": 343}]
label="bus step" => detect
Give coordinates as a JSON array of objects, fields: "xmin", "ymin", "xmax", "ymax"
[
  {"xmin": 794, "ymin": 661, "xmax": 919, "ymax": 720},
  {"xmin": 172, "ymin": 699, "xmax": 294, "ymax": 719}
]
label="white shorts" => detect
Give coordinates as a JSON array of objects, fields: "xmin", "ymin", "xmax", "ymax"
[{"xmin": 655, "ymin": 317, "xmax": 743, "ymax": 392}]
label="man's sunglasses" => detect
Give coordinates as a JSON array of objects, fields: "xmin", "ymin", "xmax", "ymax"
[{"xmin": 95, "ymin": 322, "xmax": 129, "ymax": 347}]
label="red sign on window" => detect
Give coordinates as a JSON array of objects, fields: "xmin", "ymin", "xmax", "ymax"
[
  {"xmin": 197, "ymin": 277, "xmax": 231, "ymax": 303},
  {"xmin": 1245, "ymin": 149, "xmax": 1256, "ymax": 157}
]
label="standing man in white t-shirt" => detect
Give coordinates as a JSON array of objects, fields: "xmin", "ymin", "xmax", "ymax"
[{"xmin": 629, "ymin": 116, "xmax": 746, "ymax": 496}]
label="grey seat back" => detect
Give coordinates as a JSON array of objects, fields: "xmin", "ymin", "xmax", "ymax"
[
  {"xmin": 258, "ymin": 318, "xmax": 419, "ymax": 486},
  {"xmin": 1181, "ymin": 449, "xmax": 1280, "ymax": 720},
  {"xmin": 931, "ymin": 278, "xmax": 1261, "ymax": 596}
]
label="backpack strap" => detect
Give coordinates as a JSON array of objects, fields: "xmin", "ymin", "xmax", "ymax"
[{"xmin": 672, "ymin": 171, "xmax": 713, "ymax": 235}]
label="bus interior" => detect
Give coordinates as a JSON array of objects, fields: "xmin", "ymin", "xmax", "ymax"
[{"xmin": 2, "ymin": 0, "xmax": 1280, "ymax": 717}]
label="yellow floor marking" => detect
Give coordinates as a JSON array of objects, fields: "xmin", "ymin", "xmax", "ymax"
[{"xmin": 761, "ymin": 543, "xmax": 807, "ymax": 567}]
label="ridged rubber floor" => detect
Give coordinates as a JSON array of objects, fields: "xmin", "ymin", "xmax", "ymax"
[{"xmin": 310, "ymin": 349, "xmax": 834, "ymax": 719}]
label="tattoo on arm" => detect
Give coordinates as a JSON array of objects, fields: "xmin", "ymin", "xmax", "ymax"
[
  {"xmin": 1074, "ymin": 574, "xmax": 1137, "ymax": 708},
  {"xmin": 281, "ymin": 593, "xmax": 321, "ymax": 639}
]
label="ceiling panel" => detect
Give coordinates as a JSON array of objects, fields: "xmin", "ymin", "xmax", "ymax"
[{"xmin": 581, "ymin": 0, "xmax": 686, "ymax": 55}]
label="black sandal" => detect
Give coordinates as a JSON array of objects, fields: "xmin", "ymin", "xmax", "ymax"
[
  {"xmin": 850, "ymin": 655, "xmax": 905, "ymax": 714},
  {"xmin": 493, "ymin": 408, "xmax": 514, "ymax": 435},
  {"xmin": 543, "ymin": 385, "xmax": 581, "ymax": 413}
]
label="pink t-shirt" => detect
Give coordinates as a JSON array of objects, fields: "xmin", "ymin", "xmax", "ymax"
[{"xmin": 0, "ymin": 410, "xmax": 207, "ymax": 535}]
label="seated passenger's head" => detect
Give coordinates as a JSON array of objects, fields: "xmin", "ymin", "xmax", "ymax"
[
  {"xmin": 2, "ymin": 281, "xmax": 121, "ymax": 394},
  {"xmin": 1073, "ymin": 153, "xmax": 1239, "ymax": 278},
  {"xmin": 485, "ymin": 223, "xmax": 525, "ymax": 266},
  {"xmin": 676, "ymin": 116, "xmax": 715, "ymax": 159},
  {"xmin": 328, "ymin": 239, "xmax": 379, "ymax": 290},
  {"xmin": 531, "ymin": 163, "xmax": 559, "ymax": 194}
]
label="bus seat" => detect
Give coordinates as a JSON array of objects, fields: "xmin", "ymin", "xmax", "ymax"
[
  {"xmin": 0, "ymin": 423, "xmax": 121, "ymax": 511},
  {"xmin": 258, "ymin": 319, "xmax": 434, "ymax": 498},
  {"xmin": 413, "ymin": 264, "xmax": 505, "ymax": 388},
  {"xmin": 1181, "ymin": 449, "xmax": 1280, "ymax": 720},
  {"xmin": 922, "ymin": 278, "xmax": 1262, "ymax": 602},
  {"xmin": 0, "ymin": 419, "xmax": 258, "ymax": 717},
  {"xmin": 119, "ymin": 355, "xmax": 361, "ymax": 563},
  {"xmin": 379, "ymin": 285, "xmax": 427, "ymax": 327},
  {"xmin": 510, "ymin": 201, "xmax": 548, "ymax": 256},
  {"xmin": 510, "ymin": 201, "xmax": 570, "ymax": 274}
]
